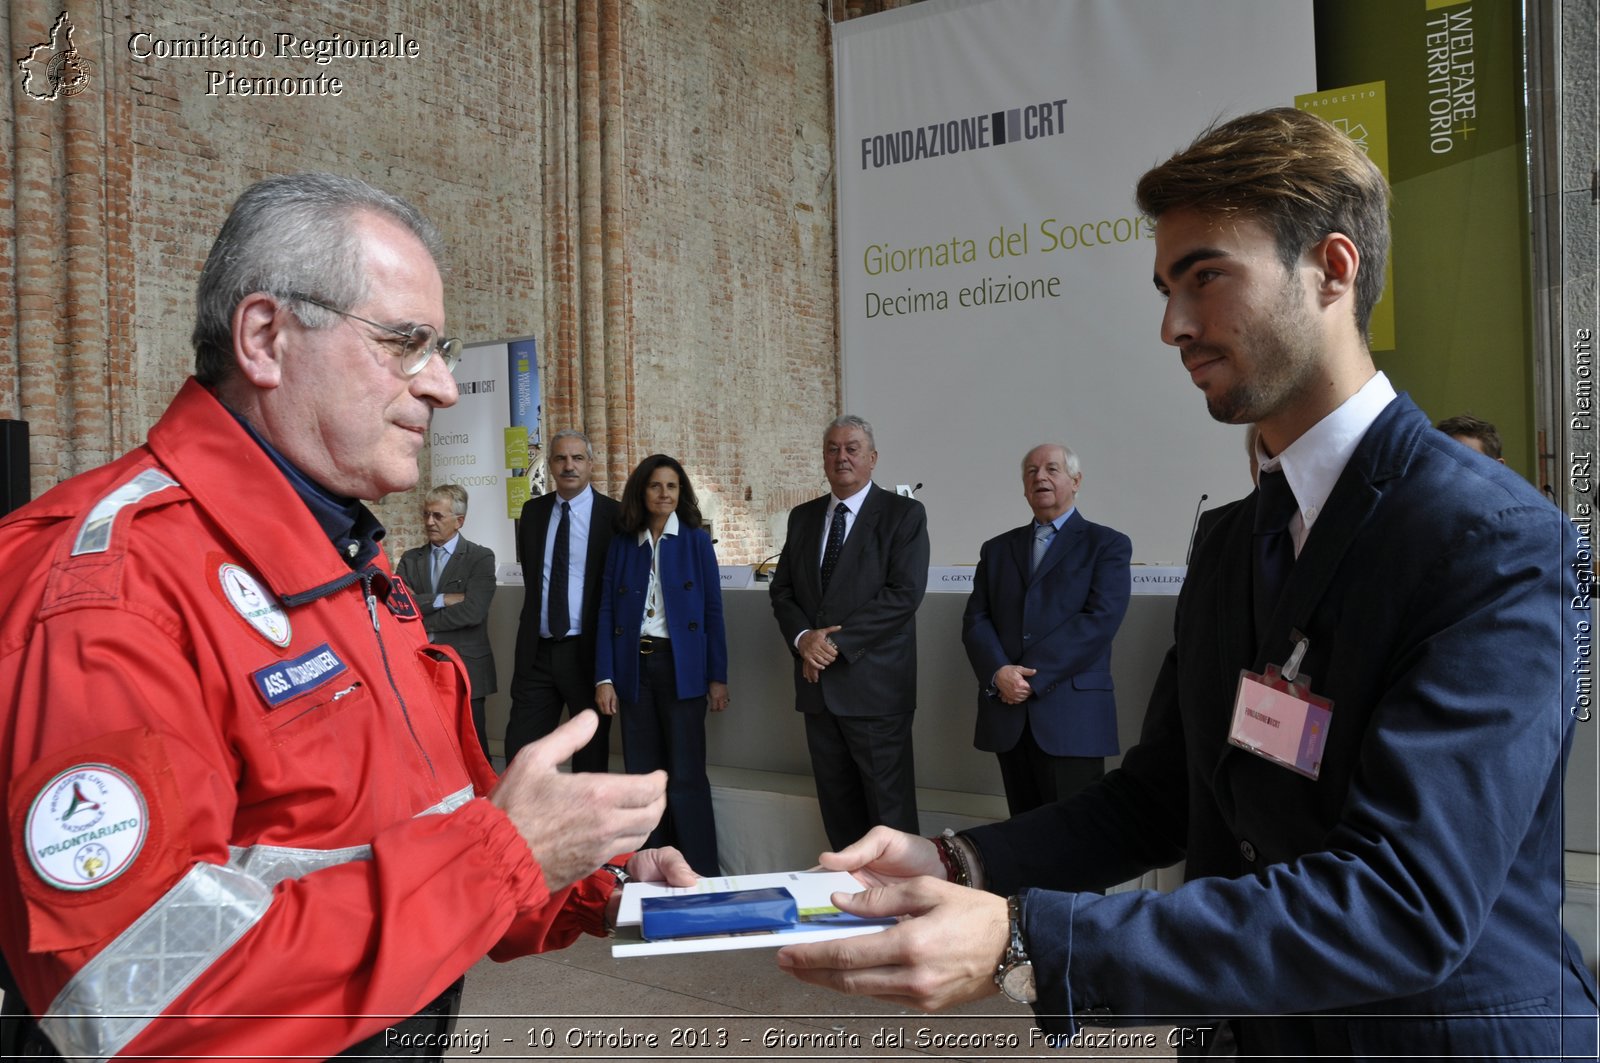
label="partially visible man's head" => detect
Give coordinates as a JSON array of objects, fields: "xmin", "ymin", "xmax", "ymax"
[
  {"xmin": 1436, "ymin": 413, "xmax": 1504, "ymax": 462},
  {"xmin": 823, "ymin": 415, "xmax": 878, "ymax": 497},
  {"xmin": 1136, "ymin": 107, "xmax": 1391, "ymax": 339},
  {"xmin": 1020, "ymin": 443, "xmax": 1081, "ymax": 523},
  {"xmin": 547, "ymin": 429, "xmax": 595, "ymax": 500},
  {"xmin": 423, "ymin": 484, "xmax": 468, "ymax": 546}
]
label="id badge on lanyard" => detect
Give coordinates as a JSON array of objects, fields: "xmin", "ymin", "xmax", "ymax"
[{"xmin": 1229, "ymin": 630, "xmax": 1334, "ymax": 780}]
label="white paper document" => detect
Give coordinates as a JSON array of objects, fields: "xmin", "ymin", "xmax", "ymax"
[{"xmin": 611, "ymin": 869, "xmax": 893, "ymax": 958}]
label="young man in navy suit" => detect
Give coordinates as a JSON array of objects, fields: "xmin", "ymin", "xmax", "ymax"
[
  {"xmin": 963, "ymin": 444, "xmax": 1131, "ymax": 814},
  {"xmin": 777, "ymin": 108, "xmax": 1598, "ymax": 1057}
]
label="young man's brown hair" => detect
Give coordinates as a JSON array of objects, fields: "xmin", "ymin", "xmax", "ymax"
[{"xmin": 1135, "ymin": 107, "xmax": 1391, "ymax": 338}]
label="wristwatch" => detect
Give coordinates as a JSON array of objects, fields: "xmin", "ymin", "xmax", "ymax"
[
  {"xmin": 600, "ymin": 862, "xmax": 631, "ymax": 887},
  {"xmin": 994, "ymin": 894, "xmax": 1037, "ymax": 1004}
]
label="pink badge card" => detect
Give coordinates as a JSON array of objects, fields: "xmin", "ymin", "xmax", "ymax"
[{"xmin": 1229, "ymin": 661, "xmax": 1334, "ymax": 780}]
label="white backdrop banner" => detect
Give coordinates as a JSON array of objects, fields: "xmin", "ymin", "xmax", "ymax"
[
  {"xmin": 425, "ymin": 337, "xmax": 540, "ymax": 577},
  {"xmin": 835, "ymin": 0, "xmax": 1315, "ymax": 564}
]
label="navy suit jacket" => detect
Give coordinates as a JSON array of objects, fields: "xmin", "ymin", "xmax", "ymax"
[
  {"xmin": 968, "ymin": 396, "xmax": 1598, "ymax": 1054},
  {"xmin": 509, "ymin": 489, "xmax": 619, "ymax": 706},
  {"xmin": 963, "ymin": 510, "xmax": 1132, "ymax": 757},
  {"xmin": 769, "ymin": 483, "xmax": 929, "ymax": 717},
  {"xmin": 595, "ymin": 524, "xmax": 727, "ymax": 702},
  {"xmin": 396, "ymin": 535, "xmax": 497, "ymax": 698}
]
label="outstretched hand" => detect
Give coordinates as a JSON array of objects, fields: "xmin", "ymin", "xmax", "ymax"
[
  {"xmin": 776, "ymin": 876, "xmax": 1007, "ymax": 1012},
  {"xmin": 490, "ymin": 711, "xmax": 666, "ymax": 892},
  {"xmin": 814, "ymin": 825, "xmax": 945, "ymax": 888},
  {"xmin": 603, "ymin": 846, "xmax": 700, "ymax": 929}
]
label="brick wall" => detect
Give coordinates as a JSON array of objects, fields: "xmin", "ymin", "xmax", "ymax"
[
  {"xmin": 1, "ymin": 0, "xmax": 838, "ymax": 560},
  {"xmin": 618, "ymin": 0, "xmax": 838, "ymax": 559}
]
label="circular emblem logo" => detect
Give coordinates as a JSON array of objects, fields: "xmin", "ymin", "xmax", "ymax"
[
  {"xmin": 26, "ymin": 765, "xmax": 148, "ymax": 891},
  {"xmin": 219, "ymin": 563, "xmax": 291, "ymax": 647}
]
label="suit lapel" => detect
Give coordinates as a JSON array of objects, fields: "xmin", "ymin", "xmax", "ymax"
[
  {"xmin": 1009, "ymin": 523, "xmax": 1033, "ymax": 584},
  {"xmin": 1257, "ymin": 398, "xmax": 1417, "ymax": 665},
  {"xmin": 795, "ymin": 495, "xmax": 827, "ymax": 604},
  {"xmin": 1031, "ymin": 511, "xmax": 1083, "ymax": 584},
  {"xmin": 823, "ymin": 485, "xmax": 880, "ymax": 602},
  {"xmin": 1212, "ymin": 401, "xmax": 1418, "ymax": 795},
  {"xmin": 436, "ymin": 543, "xmax": 459, "ymax": 591},
  {"xmin": 1212, "ymin": 508, "xmax": 1259, "ymax": 672},
  {"xmin": 586, "ymin": 496, "xmax": 609, "ymax": 576},
  {"xmin": 526, "ymin": 494, "xmax": 554, "ymax": 590}
]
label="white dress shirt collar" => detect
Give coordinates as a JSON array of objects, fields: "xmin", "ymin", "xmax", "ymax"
[
  {"xmin": 1038, "ymin": 506, "xmax": 1076, "ymax": 532},
  {"xmin": 1257, "ymin": 370, "xmax": 1397, "ymax": 549},
  {"xmin": 830, "ymin": 480, "xmax": 874, "ymax": 514},
  {"xmin": 637, "ymin": 510, "xmax": 681, "ymax": 546},
  {"xmin": 558, "ymin": 485, "xmax": 595, "ymax": 518}
]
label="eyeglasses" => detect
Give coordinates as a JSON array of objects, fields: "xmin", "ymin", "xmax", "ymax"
[{"xmin": 288, "ymin": 292, "xmax": 462, "ymax": 376}]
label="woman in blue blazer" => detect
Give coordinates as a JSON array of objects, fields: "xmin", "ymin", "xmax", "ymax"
[{"xmin": 595, "ymin": 455, "xmax": 728, "ymax": 875}]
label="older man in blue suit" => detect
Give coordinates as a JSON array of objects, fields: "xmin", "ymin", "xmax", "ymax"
[
  {"xmin": 777, "ymin": 107, "xmax": 1598, "ymax": 1058},
  {"xmin": 963, "ymin": 443, "xmax": 1131, "ymax": 815}
]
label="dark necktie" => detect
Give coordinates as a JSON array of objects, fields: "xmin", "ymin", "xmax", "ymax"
[
  {"xmin": 1252, "ymin": 468, "xmax": 1298, "ymax": 638},
  {"xmin": 820, "ymin": 501, "xmax": 849, "ymax": 593},
  {"xmin": 547, "ymin": 500, "xmax": 571, "ymax": 637}
]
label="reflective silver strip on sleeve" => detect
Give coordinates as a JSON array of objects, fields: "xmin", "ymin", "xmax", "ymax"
[
  {"xmin": 39, "ymin": 857, "xmax": 274, "ymax": 1062},
  {"xmin": 72, "ymin": 469, "xmax": 180, "ymax": 556},
  {"xmin": 418, "ymin": 784, "xmax": 475, "ymax": 816},
  {"xmin": 37, "ymin": 791, "xmax": 472, "ymax": 1060}
]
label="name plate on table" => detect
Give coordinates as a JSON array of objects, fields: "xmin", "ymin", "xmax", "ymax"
[
  {"xmin": 927, "ymin": 566, "xmax": 975, "ymax": 592},
  {"xmin": 1131, "ymin": 566, "xmax": 1186, "ymax": 595},
  {"xmin": 496, "ymin": 561, "xmax": 525, "ymax": 586},
  {"xmin": 719, "ymin": 566, "xmax": 755, "ymax": 590}
]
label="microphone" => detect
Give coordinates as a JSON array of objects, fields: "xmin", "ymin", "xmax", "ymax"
[
  {"xmin": 1185, "ymin": 492, "xmax": 1210, "ymax": 566},
  {"xmin": 752, "ymin": 550, "xmax": 784, "ymax": 582}
]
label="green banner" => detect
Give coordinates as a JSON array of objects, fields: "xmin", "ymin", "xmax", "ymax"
[
  {"xmin": 1297, "ymin": 81, "xmax": 1395, "ymax": 352},
  {"xmin": 1313, "ymin": 0, "xmax": 1531, "ymax": 475}
]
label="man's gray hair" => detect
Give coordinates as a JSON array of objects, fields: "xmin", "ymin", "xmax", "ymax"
[
  {"xmin": 191, "ymin": 172, "xmax": 444, "ymax": 385},
  {"xmin": 548, "ymin": 428, "xmax": 595, "ymax": 462},
  {"xmin": 426, "ymin": 483, "xmax": 469, "ymax": 517},
  {"xmin": 1021, "ymin": 443, "xmax": 1080, "ymax": 478},
  {"xmin": 825, "ymin": 414, "xmax": 875, "ymax": 451}
]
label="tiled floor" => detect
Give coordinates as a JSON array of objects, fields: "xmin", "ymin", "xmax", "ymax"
[{"xmin": 449, "ymin": 930, "xmax": 1177, "ymax": 1061}]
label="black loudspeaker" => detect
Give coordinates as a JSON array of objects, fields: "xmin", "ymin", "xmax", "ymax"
[{"xmin": 0, "ymin": 420, "xmax": 29, "ymax": 518}]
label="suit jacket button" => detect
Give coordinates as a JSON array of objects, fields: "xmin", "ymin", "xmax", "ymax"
[
  {"xmin": 688, "ymin": 621, "xmax": 698, "ymax": 631},
  {"xmin": 683, "ymin": 580, "xmax": 693, "ymax": 589},
  {"xmin": 617, "ymin": 584, "xmax": 627, "ymax": 594},
  {"xmin": 1239, "ymin": 839, "xmax": 1256, "ymax": 862},
  {"xmin": 614, "ymin": 626, "xmax": 624, "ymax": 636}
]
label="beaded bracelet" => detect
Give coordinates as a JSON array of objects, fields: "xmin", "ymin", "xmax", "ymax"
[{"xmin": 930, "ymin": 829, "xmax": 971, "ymax": 886}]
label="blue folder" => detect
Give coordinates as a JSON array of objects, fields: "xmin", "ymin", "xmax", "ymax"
[{"xmin": 640, "ymin": 887, "xmax": 799, "ymax": 940}]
